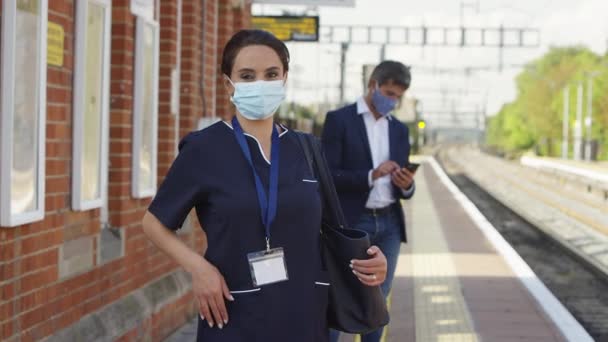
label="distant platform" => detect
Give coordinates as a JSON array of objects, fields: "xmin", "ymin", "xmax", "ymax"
[{"xmin": 520, "ymin": 156, "xmax": 608, "ymax": 184}]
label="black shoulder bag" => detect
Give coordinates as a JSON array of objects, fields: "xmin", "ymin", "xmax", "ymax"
[{"xmin": 296, "ymin": 132, "xmax": 390, "ymax": 334}]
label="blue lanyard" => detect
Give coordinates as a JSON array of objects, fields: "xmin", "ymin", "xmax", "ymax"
[{"xmin": 231, "ymin": 117, "xmax": 280, "ymax": 251}]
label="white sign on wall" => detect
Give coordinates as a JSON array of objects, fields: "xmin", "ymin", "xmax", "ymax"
[
  {"xmin": 253, "ymin": 0, "xmax": 355, "ymax": 7},
  {"xmin": 131, "ymin": 0, "xmax": 154, "ymax": 20}
]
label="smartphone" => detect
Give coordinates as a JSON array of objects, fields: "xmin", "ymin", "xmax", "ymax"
[{"xmin": 404, "ymin": 162, "xmax": 420, "ymax": 173}]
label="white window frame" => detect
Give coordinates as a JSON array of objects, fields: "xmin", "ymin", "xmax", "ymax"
[
  {"xmin": 72, "ymin": 0, "xmax": 112, "ymax": 211},
  {"xmin": 132, "ymin": 16, "xmax": 160, "ymax": 199},
  {"xmin": 0, "ymin": 0, "xmax": 48, "ymax": 227}
]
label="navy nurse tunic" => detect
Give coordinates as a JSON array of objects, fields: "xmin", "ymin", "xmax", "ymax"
[{"xmin": 148, "ymin": 121, "xmax": 329, "ymax": 342}]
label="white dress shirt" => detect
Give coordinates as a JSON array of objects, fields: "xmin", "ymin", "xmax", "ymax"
[{"xmin": 357, "ymin": 97, "xmax": 414, "ymax": 209}]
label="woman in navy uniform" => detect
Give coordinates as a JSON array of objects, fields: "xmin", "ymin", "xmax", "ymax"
[{"xmin": 142, "ymin": 30, "xmax": 388, "ymax": 341}]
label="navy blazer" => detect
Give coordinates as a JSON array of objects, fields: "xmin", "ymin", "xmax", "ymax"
[{"xmin": 321, "ymin": 103, "xmax": 413, "ymax": 242}]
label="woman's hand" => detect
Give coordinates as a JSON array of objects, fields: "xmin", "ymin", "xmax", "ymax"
[
  {"xmin": 350, "ymin": 246, "xmax": 388, "ymax": 287},
  {"xmin": 141, "ymin": 212, "xmax": 234, "ymax": 329},
  {"xmin": 188, "ymin": 257, "xmax": 234, "ymax": 329}
]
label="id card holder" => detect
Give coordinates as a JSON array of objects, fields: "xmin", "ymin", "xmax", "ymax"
[{"xmin": 247, "ymin": 247, "xmax": 289, "ymax": 287}]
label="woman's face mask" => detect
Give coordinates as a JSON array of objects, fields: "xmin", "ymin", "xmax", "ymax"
[{"xmin": 228, "ymin": 77, "xmax": 286, "ymax": 121}]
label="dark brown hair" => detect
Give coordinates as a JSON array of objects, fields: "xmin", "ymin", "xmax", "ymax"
[
  {"xmin": 370, "ymin": 60, "xmax": 411, "ymax": 89},
  {"xmin": 221, "ymin": 29, "xmax": 290, "ymax": 77}
]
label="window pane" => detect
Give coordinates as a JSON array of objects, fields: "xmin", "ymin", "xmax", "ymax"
[
  {"xmin": 138, "ymin": 23, "xmax": 156, "ymax": 193},
  {"xmin": 81, "ymin": 3, "xmax": 105, "ymax": 202},
  {"xmin": 12, "ymin": 0, "xmax": 41, "ymax": 215}
]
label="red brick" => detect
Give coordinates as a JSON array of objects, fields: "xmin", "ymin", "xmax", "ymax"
[
  {"xmin": 109, "ymin": 126, "xmax": 132, "ymax": 139},
  {"xmin": 45, "ymin": 194, "xmax": 67, "ymax": 212},
  {"xmin": 21, "ymin": 231, "xmax": 61, "ymax": 256},
  {"xmin": 0, "ymin": 301, "xmax": 14, "ymax": 321},
  {"xmin": 19, "ymin": 220, "xmax": 50, "ymax": 238},
  {"xmin": 108, "ymin": 183, "xmax": 130, "ymax": 198},
  {"xmin": 112, "ymin": 9, "xmax": 135, "ymax": 23},
  {"xmin": 112, "ymin": 211, "xmax": 144, "ymax": 227},
  {"xmin": 46, "ymin": 159, "xmax": 69, "ymax": 176},
  {"xmin": 46, "ymin": 177, "xmax": 69, "ymax": 194},
  {"xmin": 0, "ymin": 261, "xmax": 15, "ymax": 281},
  {"xmin": 110, "ymin": 167, "xmax": 131, "ymax": 183},
  {"xmin": 1, "ymin": 321, "xmax": 13, "ymax": 340},
  {"xmin": 21, "ymin": 266, "xmax": 58, "ymax": 294},
  {"xmin": 0, "ymin": 243, "xmax": 15, "ymax": 262},
  {"xmin": 20, "ymin": 306, "xmax": 45, "ymax": 332},
  {"xmin": 62, "ymin": 54, "xmax": 74, "ymax": 70},
  {"xmin": 48, "ymin": 0, "xmax": 71, "ymax": 15},
  {"xmin": 64, "ymin": 211, "xmax": 90, "ymax": 226},
  {"xmin": 46, "ymin": 142, "xmax": 71, "ymax": 158},
  {"xmin": 0, "ymin": 229, "xmax": 16, "ymax": 242},
  {"xmin": 22, "ymin": 249, "xmax": 58, "ymax": 275},
  {"xmin": 0, "ymin": 283, "xmax": 14, "ymax": 302},
  {"xmin": 23, "ymin": 317, "xmax": 55, "ymax": 342},
  {"xmin": 46, "ymin": 104, "xmax": 69, "ymax": 122},
  {"xmin": 46, "ymin": 122, "xmax": 71, "ymax": 140},
  {"xmin": 110, "ymin": 64, "xmax": 133, "ymax": 80},
  {"xmin": 47, "ymin": 87, "xmax": 71, "ymax": 104},
  {"xmin": 111, "ymin": 36, "xmax": 134, "ymax": 52},
  {"xmin": 47, "ymin": 69, "xmax": 71, "ymax": 86}
]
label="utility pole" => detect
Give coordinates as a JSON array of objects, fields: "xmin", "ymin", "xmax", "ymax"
[
  {"xmin": 585, "ymin": 73, "xmax": 597, "ymax": 161},
  {"xmin": 498, "ymin": 25, "xmax": 504, "ymax": 73},
  {"xmin": 339, "ymin": 42, "xmax": 349, "ymax": 105},
  {"xmin": 574, "ymin": 83, "xmax": 583, "ymax": 161},
  {"xmin": 562, "ymin": 86, "xmax": 569, "ymax": 159}
]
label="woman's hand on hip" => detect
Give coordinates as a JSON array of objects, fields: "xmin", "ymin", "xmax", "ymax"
[
  {"xmin": 188, "ymin": 257, "xmax": 234, "ymax": 329},
  {"xmin": 350, "ymin": 246, "xmax": 387, "ymax": 286}
]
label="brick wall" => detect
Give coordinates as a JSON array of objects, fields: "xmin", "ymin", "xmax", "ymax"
[
  {"xmin": 180, "ymin": 0, "xmax": 206, "ymax": 136},
  {"xmin": 0, "ymin": 0, "xmax": 252, "ymax": 341}
]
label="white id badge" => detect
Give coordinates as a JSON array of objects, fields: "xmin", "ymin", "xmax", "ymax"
[{"xmin": 247, "ymin": 247, "xmax": 289, "ymax": 287}]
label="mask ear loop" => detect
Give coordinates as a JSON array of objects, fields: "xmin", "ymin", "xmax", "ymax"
[
  {"xmin": 225, "ymin": 75, "xmax": 237, "ymax": 98},
  {"xmin": 370, "ymin": 80, "xmax": 379, "ymax": 97},
  {"xmin": 225, "ymin": 75, "xmax": 236, "ymax": 86}
]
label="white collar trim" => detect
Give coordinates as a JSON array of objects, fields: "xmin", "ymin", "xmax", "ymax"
[
  {"xmin": 222, "ymin": 120, "xmax": 289, "ymax": 137},
  {"xmin": 222, "ymin": 121, "xmax": 288, "ymax": 165}
]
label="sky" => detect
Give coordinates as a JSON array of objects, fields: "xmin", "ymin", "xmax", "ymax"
[{"xmin": 252, "ymin": 0, "xmax": 608, "ymax": 125}]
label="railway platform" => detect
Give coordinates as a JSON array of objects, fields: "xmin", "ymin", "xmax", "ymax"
[{"xmin": 166, "ymin": 157, "xmax": 593, "ymax": 342}]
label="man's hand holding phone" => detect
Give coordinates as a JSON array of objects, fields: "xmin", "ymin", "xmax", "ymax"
[
  {"xmin": 404, "ymin": 162, "xmax": 420, "ymax": 173},
  {"xmin": 372, "ymin": 161, "xmax": 400, "ymax": 181},
  {"xmin": 391, "ymin": 163, "xmax": 418, "ymax": 190}
]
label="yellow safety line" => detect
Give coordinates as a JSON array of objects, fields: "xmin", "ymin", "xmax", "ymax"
[
  {"xmin": 380, "ymin": 292, "xmax": 391, "ymax": 342},
  {"xmin": 351, "ymin": 293, "xmax": 391, "ymax": 342}
]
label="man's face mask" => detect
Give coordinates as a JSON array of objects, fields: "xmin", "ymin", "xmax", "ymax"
[{"xmin": 371, "ymin": 84, "xmax": 397, "ymax": 116}]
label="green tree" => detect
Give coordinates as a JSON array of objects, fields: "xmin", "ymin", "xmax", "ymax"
[{"xmin": 486, "ymin": 47, "xmax": 607, "ymax": 159}]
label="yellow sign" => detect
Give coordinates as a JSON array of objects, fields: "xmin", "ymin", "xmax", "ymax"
[
  {"xmin": 47, "ymin": 22, "xmax": 64, "ymax": 67},
  {"xmin": 252, "ymin": 16, "xmax": 319, "ymax": 42}
]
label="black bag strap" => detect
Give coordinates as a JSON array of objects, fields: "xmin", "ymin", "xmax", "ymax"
[
  {"xmin": 297, "ymin": 132, "xmax": 314, "ymax": 176},
  {"xmin": 296, "ymin": 132, "xmax": 348, "ymax": 230}
]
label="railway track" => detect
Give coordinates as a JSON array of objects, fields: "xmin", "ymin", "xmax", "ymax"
[{"xmin": 437, "ymin": 147, "xmax": 608, "ymax": 341}]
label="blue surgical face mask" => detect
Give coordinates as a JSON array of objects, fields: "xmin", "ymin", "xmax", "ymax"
[
  {"xmin": 371, "ymin": 84, "xmax": 397, "ymax": 116},
  {"xmin": 228, "ymin": 78, "xmax": 286, "ymax": 120}
]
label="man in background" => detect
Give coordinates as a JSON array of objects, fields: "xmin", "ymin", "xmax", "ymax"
[{"xmin": 322, "ymin": 61, "xmax": 416, "ymax": 342}]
